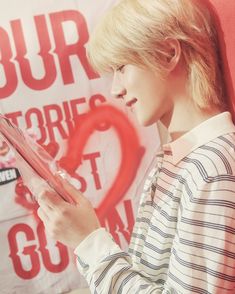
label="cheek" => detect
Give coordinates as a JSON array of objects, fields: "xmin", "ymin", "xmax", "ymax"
[
  {"xmin": 125, "ymin": 74, "xmax": 138, "ymax": 91},
  {"xmin": 125, "ymin": 69, "xmax": 147, "ymax": 92}
]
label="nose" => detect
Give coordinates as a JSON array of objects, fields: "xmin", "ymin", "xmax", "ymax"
[{"xmin": 110, "ymin": 72, "xmax": 126, "ymax": 99}]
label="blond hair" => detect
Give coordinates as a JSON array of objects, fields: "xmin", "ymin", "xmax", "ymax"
[{"xmin": 87, "ymin": 0, "xmax": 228, "ymax": 111}]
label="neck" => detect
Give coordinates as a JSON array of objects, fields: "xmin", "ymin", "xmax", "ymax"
[{"xmin": 160, "ymin": 98, "xmax": 222, "ymax": 141}]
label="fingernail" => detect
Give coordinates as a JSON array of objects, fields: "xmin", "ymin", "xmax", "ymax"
[
  {"xmin": 37, "ymin": 190, "xmax": 45, "ymax": 200},
  {"xmin": 56, "ymin": 171, "xmax": 66, "ymax": 179}
]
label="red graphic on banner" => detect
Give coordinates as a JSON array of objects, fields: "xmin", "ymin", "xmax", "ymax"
[
  {"xmin": 102, "ymin": 199, "xmax": 136, "ymax": 245},
  {"xmin": 39, "ymin": 142, "xmax": 59, "ymax": 159},
  {"xmin": 5, "ymin": 95, "xmax": 107, "ymax": 144},
  {"xmin": 11, "ymin": 103, "xmax": 141, "ymax": 224},
  {"xmin": 0, "ymin": 5, "xmax": 145, "ymax": 287},
  {"xmin": 8, "ymin": 199, "xmax": 134, "ymax": 279},
  {"xmin": 0, "ymin": 141, "xmax": 10, "ymax": 156},
  {"xmin": 59, "ymin": 104, "xmax": 145, "ymax": 221},
  {"xmin": 0, "ymin": 10, "xmax": 98, "ymax": 99},
  {"xmin": 8, "ymin": 222, "xmax": 69, "ymax": 279}
]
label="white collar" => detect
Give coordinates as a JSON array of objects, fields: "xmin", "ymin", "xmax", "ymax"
[{"xmin": 158, "ymin": 112, "xmax": 235, "ymax": 165}]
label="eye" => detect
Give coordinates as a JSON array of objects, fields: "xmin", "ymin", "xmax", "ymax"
[{"xmin": 116, "ymin": 65, "xmax": 125, "ymax": 73}]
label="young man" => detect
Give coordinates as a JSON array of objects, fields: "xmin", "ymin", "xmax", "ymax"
[{"xmin": 37, "ymin": 0, "xmax": 235, "ymax": 292}]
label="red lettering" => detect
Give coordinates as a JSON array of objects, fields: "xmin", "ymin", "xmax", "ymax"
[
  {"xmin": 124, "ymin": 200, "xmax": 135, "ymax": 235},
  {"xmin": 89, "ymin": 94, "xmax": 110, "ymax": 131},
  {"xmin": 11, "ymin": 16, "xmax": 56, "ymax": 90},
  {"xmin": 8, "ymin": 223, "xmax": 40, "ymax": 279},
  {"xmin": 8, "ymin": 222, "xmax": 71, "ymax": 279},
  {"xmin": 68, "ymin": 171, "xmax": 87, "ymax": 193},
  {"xmin": 4, "ymin": 95, "xmax": 110, "ymax": 144},
  {"xmin": 5, "ymin": 111, "xmax": 22, "ymax": 126},
  {"xmin": 37, "ymin": 222, "xmax": 69, "ymax": 273},
  {"xmin": 105, "ymin": 200, "xmax": 135, "ymax": 246},
  {"xmin": 83, "ymin": 152, "xmax": 102, "ymax": 190},
  {"xmin": 0, "ymin": 27, "xmax": 18, "ymax": 98},
  {"xmin": 62, "ymin": 101, "xmax": 74, "ymax": 136},
  {"xmin": 0, "ymin": 10, "xmax": 101, "ymax": 97},
  {"xmin": 70, "ymin": 97, "xmax": 87, "ymax": 126},
  {"xmin": 44, "ymin": 104, "xmax": 68, "ymax": 142},
  {"xmin": 50, "ymin": 10, "xmax": 98, "ymax": 83},
  {"xmin": 25, "ymin": 108, "xmax": 47, "ymax": 144},
  {"xmin": 89, "ymin": 94, "xmax": 106, "ymax": 109}
]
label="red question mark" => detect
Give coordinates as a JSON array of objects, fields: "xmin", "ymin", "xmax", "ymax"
[{"xmin": 59, "ymin": 104, "xmax": 145, "ymax": 221}]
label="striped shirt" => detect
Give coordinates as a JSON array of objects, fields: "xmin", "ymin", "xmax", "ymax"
[{"xmin": 74, "ymin": 112, "xmax": 235, "ymax": 293}]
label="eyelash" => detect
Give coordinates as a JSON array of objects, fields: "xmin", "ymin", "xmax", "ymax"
[{"xmin": 116, "ymin": 65, "xmax": 125, "ymax": 72}]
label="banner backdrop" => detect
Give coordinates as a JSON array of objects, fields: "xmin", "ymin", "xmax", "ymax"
[
  {"xmin": 0, "ymin": 1, "xmax": 159, "ymax": 293},
  {"xmin": 1, "ymin": 1, "xmax": 235, "ymax": 294}
]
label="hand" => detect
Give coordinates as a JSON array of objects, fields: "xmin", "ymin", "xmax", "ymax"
[{"xmin": 37, "ymin": 177, "xmax": 101, "ymax": 249}]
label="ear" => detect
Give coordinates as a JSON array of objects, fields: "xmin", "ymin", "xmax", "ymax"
[{"xmin": 164, "ymin": 38, "xmax": 181, "ymax": 72}]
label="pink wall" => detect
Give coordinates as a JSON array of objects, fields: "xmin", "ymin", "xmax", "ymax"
[{"xmin": 210, "ymin": 0, "xmax": 235, "ymax": 113}]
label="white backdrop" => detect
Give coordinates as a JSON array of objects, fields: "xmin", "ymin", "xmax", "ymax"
[{"xmin": 0, "ymin": 1, "xmax": 160, "ymax": 293}]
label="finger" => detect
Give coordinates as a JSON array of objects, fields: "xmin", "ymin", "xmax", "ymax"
[
  {"xmin": 38, "ymin": 190, "xmax": 64, "ymax": 210},
  {"xmin": 37, "ymin": 206, "xmax": 49, "ymax": 223},
  {"xmin": 55, "ymin": 175, "xmax": 85, "ymax": 204},
  {"xmin": 37, "ymin": 193, "xmax": 53, "ymax": 213},
  {"xmin": 37, "ymin": 190, "xmax": 51, "ymax": 207}
]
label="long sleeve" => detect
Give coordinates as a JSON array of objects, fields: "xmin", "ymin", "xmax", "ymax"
[
  {"xmin": 74, "ymin": 228, "xmax": 164, "ymax": 293},
  {"xmin": 74, "ymin": 164, "xmax": 168, "ymax": 293}
]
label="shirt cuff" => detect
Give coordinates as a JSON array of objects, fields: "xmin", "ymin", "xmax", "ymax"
[{"xmin": 74, "ymin": 228, "xmax": 120, "ymax": 273}]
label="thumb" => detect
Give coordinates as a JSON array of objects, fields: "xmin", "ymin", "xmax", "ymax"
[{"xmin": 55, "ymin": 174, "xmax": 85, "ymax": 204}]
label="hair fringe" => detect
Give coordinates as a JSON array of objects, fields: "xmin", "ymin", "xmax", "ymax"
[{"xmin": 87, "ymin": 0, "xmax": 230, "ymax": 112}]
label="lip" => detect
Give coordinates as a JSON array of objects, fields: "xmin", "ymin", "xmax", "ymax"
[{"xmin": 126, "ymin": 98, "xmax": 137, "ymax": 107}]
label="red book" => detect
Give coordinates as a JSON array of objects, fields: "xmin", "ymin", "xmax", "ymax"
[{"xmin": 0, "ymin": 114, "xmax": 75, "ymax": 204}]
